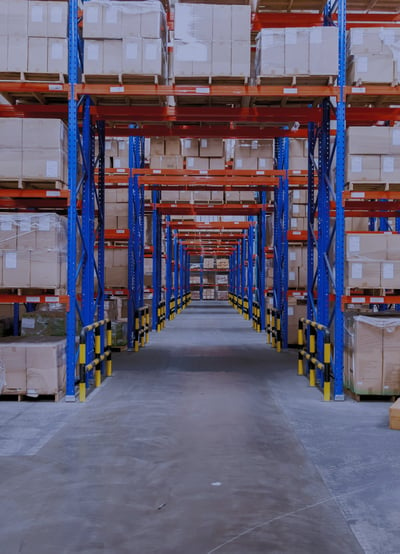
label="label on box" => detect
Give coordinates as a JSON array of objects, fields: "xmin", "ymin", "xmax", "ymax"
[
  {"xmin": 105, "ymin": 141, "xmax": 112, "ymax": 151},
  {"xmin": 50, "ymin": 6, "xmax": 63, "ymax": 24},
  {"xmin": 392, "ymin": 129, "xmax": 400, "ymax": 146},
  {"xmin": 291, "ymin": 218, "xmax": 298, "ymax": 227},
  {"xmin": 383, "ymin": 263, "xmax": 394, "ymax": 279},
  {"xmin": 288, "ymin": 307, "xmax": 294, "ymax": 316},
  {"xmin": 87, "ymin": 6, "xmax": 99, "ymax": 23},
  {"xmin": 289, "ymin": 271, "xmax": 296, "ymax": 281},
  {"xmin": 383, "ymin": 156, "xmax": 394, "ymax": 173},
  {"xmin": 31, "ymin": 6, "xmax": 44, "ymax": 22},
  {"xmin": 293, "ymin": 190, "xmax": 300, "ymax": 200},
  {"xmin": 236, "ymin": 159, "xmax": 243, "ymax": 169},
  {"xmin": 351, "ymin": 156, "xmax": 362, "ymax": 173},
  {"xmin": 351, "ymin": 263, "xmax": 363, "ymax": 278},
  {"xmin": 310, "ymin": 28, "xmax": 322, "ymax": 44},
  {"xmin": 144, "ymin": 44, "xmax": 157, "ymax": 61},
  {"xmin": 39, "ymin": 215, "xmax": 51, "ymax": 231},
  {"xmin": 289, "ymin": 251, "xmax": 297, "ymax": 261},
  {"xmin": 126, "ymin": 43, "xmax": 138, "ymax": 59},
  {"xmin": 119, "ymin": 141, "xmax": 126, "ymax": 150},
  {"xmin": 187, "ymin": 157, "xmax": 194, "ymax": 168},
  {"xmin": 184, "ymin": 139, "xmax": 191, "ymax": 148},
  {"xmin": 87, "ymin": 43, "xmax": 99, "ymax": 61},
  {"xmin": 293, "ymin": 205, "xmax": 300, "ymax": 214},
  {"xmin": 263, "ymin": 33, "xmax": 275, "ymax": 47},
  {"xmin": 5, "ymin": 252, "xmax": 17, "ymax": 269},
  {"xmin": 356, "ymin": 57, "xmax": 368, "ymax": 73},
  {"xmin": 20, "ymin": 219, "xmax": 31, "ymax": 233},
  {"xmin": 352, "ymin": 28, "xmax": 364, "ymax": 45},
  {"xmin": 348, "ymin": 236, "xmax": 360, "ymax": 252},
  {"xmin": 51, "ymin": 43, "xmax": 63, "ymax": 60},
  {"xmin": 46, "ymin": 161, "xmax": 58, "ymax": 178},
  {"xmin": 201, "ymin": 139, "xmax": 208, "ymax": 148},
  {"xmin": 22, "ymin": 318, "xmax": 35, "ymax": 329},
  {"xmin": 0, "ymin": 217, "xmax": 12, "ymax": 232}
]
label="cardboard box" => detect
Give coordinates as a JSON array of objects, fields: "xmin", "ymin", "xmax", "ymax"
[
  {"xmin": 47, "ymin": 1, "xmax": 68, "ymax": 38},
  {"xmin": 383, "ymin": 322, "xmax": 400, "ymax": 394},
  {"xmin": 258, "ymin": 158, "xmax": 274, "ymax": 170},
  {"xmin": 199, "ymin": 139, "xmax": 224, "ymax": 158},
  {"xmin": 389, "ymin": 128, "xmax": 400, "ymax": 155},
  {"xmin": 0, "ymin": 339, "xmax": 26, "ymax": 394},
  {"xmin": 291, "ymin": 204, "xmax": 307, "ymax": 218},
  {"xmin": 209, "ymin": 158, "xmax": 225, "ymax": 170},
  {"xmin": 48, "ymin": 38, "xmax": 68, "ymax": 74},
  {"xmin": 234, "ymin": 158, "xmax": 257, "ymax": 170},
  {"xmin": 165, "ymin": 137, "xmax": 181, "ymax": 156},
  {"xmin": 347, "ymin": 127, "xmax": 391, "ymax": 155},
  {"xmin": 31, "ymin": 251, "xmax": 62, "ymax": 289},
  {"xmin": 3, "ymin": 252, "xmax": 31, "ymax": 288},
  {"xmin": 186, "ymin": 157, "xmax": 209, "ymax": 170},
  {"xmin": 386, "ymin": 233, "xmax": 400, "ymax": 260},
  {"xmin": 23, "ymin": 119, "xmax": 66, "ymax": 150},
  {"xmin": 212, "ymin": 5, "xmax": 231, "ymax": 42},
  {"xmin": 83, "ymin": 2, "xmax": 102, "ymax": 39},
  {"xmin": 103, "ymin": 40, "xmax": 122, "ymax": 74},
  {"xmin": 346, "ymin": 155, "xmax": 381, "ymax": 182},
  {"xmin": 122, "ymin": 37, "xmax": 142, "ymax": 75},
  {"xmin": 351, "ymin": 316, "xmax": 383, "ymax": 394},
  {"xmin": 7, "ymin": 35, "xmax": 28, "ymax": 73},
  {"xmin": 84, "ymin": 40, "xmax": 103, "ymax": 74},
  {"xmin": 142, "ymin": 38, "xmax": 164, "ymax": 77},
  {"xmin": 256, "ymin": 28, "xmax": 285, "ymax": 77},
  {"xmin": 212, "ymin": 42, "xmax": 231, "ymax": 76},
  {"xmin": 287, "ymin": 300, "xmax": 307, "ymax": 344},
  {"xmin": 0, "ymin": 149, "xmax": 22, "ymax": 180},
  {"xmin": 181, "ymin": 139, "xmax": 199, "ymax": 157},
  {"xmin": 1, "ymin": 2, "xmax": 28, "ymax": 37},
  {"xmin": 150, "ymin": 156, "xmax": 184, "ymax": 170},
  {"xmin": 346, "ymin": 232, "xmax": 388, "ymax": 261},
  {"xmin": 380, "ymin": 262, "xmax": 400, "ymax": 289},
  {"xmin": 347, "ymin": 54, "xmax": 394, "ymax": 84},
  {"xmin": 285, "ymin": 28, "xmax": 309, "ymax": 75},
  {"xmin": 193, "ymin": 192, "xmax": 210, "ymax": 203},
  {"xmin": 389, "ymin": 398, "xmax": 400, "ymax": 430},
  {"xmin": 22, "ymin": 148, "xmax": 65, "ymax": 181},
  {"xmin": 345, "ymin": 261, "xmax": 381, "ymax": 288},
  {"xmin": 231, "ymin": 5, "xmax": 251, "ymax": 42},
  {"xmin": 28, "ymin": 37, "xmax": 47, "ymax": 73},
  {"xmin": 309, "ymin": 27, "xmax": 338, "ymax": 76},
  {"xmin": 290, "ymin": 217, "xmax": 307, "ymax": 231},
  {"xmin": 102, "ymin": 3, "xmax": 122, "ymax": 39},
  {"xmin": 291, "ymin": 189, "xmax": 308, "ymax": 204},
  {"xmin": 347, "ymin": 28, "xmax": 387, "ymax": 56},
  {"xmin": 26, "ymin": 337, "xmax": 66, "ymax": 395}
]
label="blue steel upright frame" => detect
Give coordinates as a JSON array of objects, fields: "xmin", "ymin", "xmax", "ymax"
[
  {"xmin": 257, "ymin": 193, "xmax": 267, "ymax": 330},
  {"xmin": 152, "ymin": 192, "xmax": 162, "ymax": 330}
]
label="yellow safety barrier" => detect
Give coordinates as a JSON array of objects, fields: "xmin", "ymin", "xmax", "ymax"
[
  {"xmin": 79, "ymin": 319, "xmax": 112, "ymax": 402},
  {"xmin": 266, "ymin": 307, "xmax": 281, "ymax": 351},
  {"xmin": 298, "ymin": 318, "xmax": 332, "ymax": 401},
  {"xmin": 134, "ymin": 306, "xmax": 149, "ymax": 352}
]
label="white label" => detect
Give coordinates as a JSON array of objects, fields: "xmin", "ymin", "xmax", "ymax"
[
  {"xmin": 256, "ymin": 170, "xmax": 265, "ymax": 175},
  {"xmin": 48, "ymin": 84, "xmax": 62, "ymax": 91},
  {"xmin": 50, "ymin": 6, "xmax": 63, "ymax": 24},
  {"xmin": 352, "ymin": 28, "xmax": 364, "ymax": 45},
  {"xmin": 5, "ymin": 252, "xmax": 17, "ymax": 269},
  {"xmin": 88, "ymin": 43, "xmax": 99, "ymax": 61},
  {"xmin": 152, "ymin": 169, "xmax": 161, "ymax": 174},
  {"xmin": 46, "ymin": 297, "xmax": 59, "ymax": 303},
  {"xmin": 351, "ymin": 263, "xmax": 363, "ymax": 279},
  {"xmin": 351, "ymin": 297, "xmax": 366, "ymax": 303},
  {"xmin": 370, "ymin": 297, "xmax": 384, "ymax": 303},
  {"xmin": 392, "ymin": 129, "xmax": 400, "ymax": 146},
  {"xmin": 356, "ymin": 57, "xmax": 368, "ymax": 73},
  {"xmin": 20, "ymin": 219, "xmax": 31, "ymax": 233},
  {"xmin": 293, "ymin": 204, "xmax": 300, "ymax": 214},
  {"xmin": 293, "ymin": 190, "xmax": 300, "ymax": 200},
  {"xmin": 46, "ymin": 191, "xmax": 60, "ymax": 197},
  {"xmin": 46, "ymin": 161, "xmax": 58, "ymax": 178},
  {"xmin": 109, "ymin": 86, "xmax": 124, "ymax": 93},
  {"xmin": 31, "ymin": 5, "xmax": 43, "ymax": 22},
  {"xmin": 184, "ymin": 139, "xmax": 191, "ymax": 148},
  {"xmin": 310, "ymin": 28, "xmax": 322, "ymax": 44},
  {"xmin": 22, "ymin": 318, "xmax": 35, "ymax": 329},
  {"xmin": 87, "ymin": 6, "xmax": 99, "ymax": 24},
  {"xmin": 383, "ymin": 156, "xmax": 394, "ymax": 173},
  {"xmin": 350, "ymin": 192, "xmax": 365, "ymax": 198},
  {"xmin": 351, "ymin": 87, "xmax": 366, "ymax": 93},
  {"xmin": 288, "ymin": 307, "xmax": 294, "ymax": 316},
  {"xmin": 201, "ymin": 139, "xmax": 208, "ymax": 148},
  {"xmin": 258, "ymin": 159, "xmax": 267, "ymax": 169},
  {"xmin": 51, "ymin": 43, "xmax": 63, "ymax": 60},
  {"xmin": 187, "ymin": 158, "xmax": 194, "ymax": 168},
  {"xmin": 251, "ymin": 140, "xmax": 258, "ymax": 150},
  {"xmin": 119, "ymin": 142, "xmax": 126, "ymax": 150},
  {"xmin": 105, "ymin": 140, "xmax": 112, "ymax": 151},
  {"xmin": 291, "ymin": 218, "xmax": 298, "ymax": 227},
  {"xmin": 289, "ymin": 271, "xmax": 296, "ymax": 281},
  {"xmin": 105, "ymin": 7, "xmax": 118, "ymax": 24},
  {"xmin": 286, "ymin": 29, "xmax": 297, "ymax": 45},
  {"xmin": 39, "ymin": 215, "xmax": 51, "ymax": 231},
  {"xmin": 349, "ymin": 236, "xmax": 360, "ymax": 252},
  {"xmin": 199, "ymin": 170, "xmax": 208, "ymax": 175},
  {"xmin": 144, "ymin": 43, "xmax": 157, "ymax": 61},
  {"xmin": 0, "ymin": 217, "xmax": 12, "ymax": 231},
  {"xmin": 351, "ymin": 156, "xmax": 362, "ymax": 173},
  {"xmin": 289, "ymin": 252, "xmax": 296, "ymax": 261},
  {"xmin": 26, "ymin": 296, "xmax": 41, "ymax": 303},
  {"xmin": 283, "ymin": 88, "xmax": 298, "ymax": 94},
  {"xmin": 383, "ymin": 263, "xmax": 394, "ymax": 279},
  {"xmin": 195, "ymin": 87, "xmax": 210, "ymax": 94},
  {"xmin": 114, "ymin": 159, "xmax": 121, "ymax": 169},
  {"xmin": 236, "ymin": 159, "xmax": 243, "ymax": 169},
  {"xmin": 126, "ymin": 43, "xmax": 138, "ymax": 59}
]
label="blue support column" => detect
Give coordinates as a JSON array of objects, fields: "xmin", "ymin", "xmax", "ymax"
[
  {"xmin": 334, "ymin": 0, "xmax": 347, "ymax": 400},
  {"xmin": 165, "ymin": 216, "xmax": 172, "ymax": 319},
  {"xmin": 200, "ymin": 255, "xmax": 204, "ymax": 300},
  {"xmin": 248, "ymin": 219, "xmax": 254, "ymax": 319},
  {"xmin": 236, "ymin": 245, "xmax": 240, "ymax": 298},
  {"xmin": 127, "ymin": 134, "xmax": 135, "ymax": 349},
  {"xmin": 152, "ymin": 191, "xmax": 161, "ymax": 330},
  {"xmin": 66, "ymin": 0, "xmax": 79, "ymax": 400},
  {"xmin": 259, "ymin": 192, "xmax": 267, "ymax": 330},
  {"xmin": 96, "ymin": 121, "xmax": 106, "ymax": 367},
  {"xmin": 174, "ymin": 232, "xmax": 179, "ymax": 313},
  {"xmin": 179, "ymin": 242, "xmax": 184, "ymax": 310},
  {"xmin": 307, "ymin": 123, "xmax": 317, "ymax": 324},
  {"xmin": 241, "ymin": 234, "xmax": 246, "ymax": 304}
]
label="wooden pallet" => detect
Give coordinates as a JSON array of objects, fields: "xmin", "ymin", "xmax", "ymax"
[
  {"xmin": 0, "ymin": 72, "xmax": 67, "ymax": 83},
  {"xmin": 0, "ymin": 391, "xmax": 65, "ymax": 402},
  {"xmin": 347, "ymin": 182, "xmax": 400, "ymax": 192},
  {"xmin": 172, "ymin": 75, "xmax": 249, "ymax": 86},
  {"xmin": 255, "ymin": 75, "xmax": 335, "ymax": 87},
  {"xmin": 0, "ymin": 179, "xmax": 67, "ymax": 190},
  {"xmin": 346, "ymin": 388, "xmax": 398, "ymax": 403},
  {"xmin": 82, "ymin": 73, "xmax": 164, "ymax": 85}
]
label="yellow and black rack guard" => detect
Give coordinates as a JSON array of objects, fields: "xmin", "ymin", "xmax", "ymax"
[
  {"xmin": 169, "ymin": 296, "xmax": 176, "ymax": 320},
  {"xmin": 134, "ymin": 306, "xmax": 150, "ymax": 351},
  {"xmin": 157, "ymin": 300, "xmax": 166, "ymax": 331},
  {"xmin": 252, "ymin": 301, "xmax": 261, "ymax": 332},
  {"xmin": 79, "ymin": 319, "xmax": 112, "ymax": 402},
  {"xmin": 298, "ymin": 318, "xmax": 332, "ymax": 401},
  {"xmin": 266, "ymin": 307, "xmax": 282, "ymax": 352}
]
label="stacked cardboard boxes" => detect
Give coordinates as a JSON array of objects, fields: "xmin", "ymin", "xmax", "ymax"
[
  {"xmin": 0, "ymin": 213, "xmax": 67, "ymax": 289},
  {"xmin": 347, "ymin": 27, "xmax": 400, "ymax": 85},
  {"xmin": 345, "ymin": 232, "xmax": 400, "ymax": 289},
  {"xmin": 83, "ymin": 0, "xmax": 167, "ymax": 80},
  {"xmin": 288, "ymin": 246, "xmax": 307, "ymax": 289},
  {"xmin": 288, "ymin": 298, "xmax": 307, "ymax": 344},
  {"xmin": 0, "ymin": 118, "xmax": 68, "ymax": 184},
  {"xmin": 233, "ymin": 139, "xmax": 274, "ymax": 171},
  {"xmin": 346, "ymin": 127, "xmax": 400, "ymax": 183},
  {"xmin": 255, "ymin": 27, "xmax": 338, "ymax": 80},
  {"xmin": 0, "ymin": 0, "xmax": 68, "ymax": 76},
  {"xmin": 0, "ymin": 336, "xmax": 66, "ymax": 396},
  {"xmin": 173, "ymin": 4, "xmax": 251, "ymax": 79},
  {"xmin": 344, "ymin": 314, "xmax": 400, "ymax": 395}
]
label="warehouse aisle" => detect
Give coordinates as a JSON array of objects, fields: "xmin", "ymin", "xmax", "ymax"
[{"xmin": 1, "ymin": 301, "xmax": 394, "ymax": 554}]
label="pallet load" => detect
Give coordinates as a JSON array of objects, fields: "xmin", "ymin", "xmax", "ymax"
[
  {"xmin": 347, "ymin": 27, "xmax": 400, "ymax": 85},
  {"xmin": 83, "ymin": 0, "xmax": 167, "ymax": 83},
  {"xmin": 346, "ymin": 127, "xmax": 400, "ymax": 185},
  {"xmin": 0, "ymin": 336, "xmax": 66, "ymax": 399},
  {"xmin": 0, "ymin": 213, "xmax": 67, "ymax": 289},
  {"xmin": 0, "ymin": 0, "xmax": 68, "ymax": 80},
  {"xmin": 345, "ymin": 232, "xmax": 400, "ymax": 290},
  {"xmin": 344, "ymin": 314, "xmax": 400, "ymax": 396},
  {"xmin": 172, "ymin": 3, "xmax": 251, "ymax": 82},
  {"xmin": 0, "ymin": 118, "xmax": 68, "ymax": 186},
  {"xmin": 233, "ymin": 139, "xmax": 274, "ymax": 171},
  {"xmin": 255, "ymin": 27, "xmax": 338, "ymax": 83}
]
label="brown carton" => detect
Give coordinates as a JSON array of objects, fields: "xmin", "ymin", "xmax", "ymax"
[
  {"xmin": 209, "ymin": 158, "xmax": 225, "ymax": 170},
  {"xmin": 386, "ymin": 233, "xmax": 400, "ymax": 260},
  {"xmin": 0, "ymin": 339, "xmax": 26, "ymax": 394},
  {"xmin": 309, "ymin": 27, "xmax": 338, "ymax": 76},
  {"xmin": 389, "ymin": 398, "xmax": 400, "ymax": 430},
  {"xmin": 346, "ymin": 155, "xmax": 381, "ymax": 182},
  {"xmin": 165, "ymin": 137, "xmax": 181, "ymax": 156},
  {"xmin": 181, "ymin": 139, "xmax": 199, "ymax": 157},
  {"xmin": 383, "ymin": 321, "xmax": 400, "ymax": 395},
  {"xmin": 345, "ymin": 261, "xmax": 381, "ymax": 288},
  {"xmin": 26, "ymin": 337, "xmax": 66, "ymax": 395},
  {"xmin": 285, "ymin": 28, "xmax": 309, "ymax": 75},
  {"xmin": 186, "ymin": 157, "xmax": 209, "ymax": 170},
  {"xmin": 3, "ymin": 252, "xmax": 30, "ymax": 288},
  {"xmin": 351, "ymin": 316, "xmax": 383, "ymax": 394},
  {"xmin": 199, "ymin": 139, "xmax": 224, "ymax": 158},
  {"xmin": 380, "ymin": 262, "xmax": 400, "ymax": 289},
  {"xmin": 347, "ymin": 127, "xmax": 391, "ymax": 155},
  {"xmin": 346, "ymin": 232, "xmax": 388, "ymax": 261}
]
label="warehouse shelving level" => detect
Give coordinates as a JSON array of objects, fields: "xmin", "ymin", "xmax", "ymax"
[{"xmin": 0, "ymin": 0, "xmax": 399, "ymax": 400}]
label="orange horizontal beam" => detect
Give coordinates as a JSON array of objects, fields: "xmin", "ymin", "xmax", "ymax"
[
  {"xmin": 105, "ymin": 126, "xmax": 310, "ymax": 139},
  {"xmin": 168, "ymin": 222, "xmax": 252, "ymax": 230},
  {"xmin": 343, "ymin": 190, "xmax": 400, "ymax": 202},
  {"xmin": 342, "ymin": 295, "xmax": 400, "ymax": 310},
  {"xmin": 0, "ymin": 294, "xmax": 69, "ymax": 306},
  {"xmin": 0, "ymin": 82, "xmax": 68, "ymax": 94}
]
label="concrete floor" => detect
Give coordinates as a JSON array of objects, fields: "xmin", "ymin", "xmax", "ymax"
[{"xmin": 0, "ymin": 301, "xmax": 399, "ymax": 553}]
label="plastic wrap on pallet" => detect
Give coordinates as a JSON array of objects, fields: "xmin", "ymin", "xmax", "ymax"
[
  {"xmin": 0, "ymin": 213, "xmax": 67, "ymax": 289},
  {"xmin": 255, "ymin": 27, "xmax": 338, "ymax": 80},
  {"xmin": 347, "ymin": 27, "xmax": 400, "ymax": 84},
  {"xmin": 344, "ymin": 313, "xmax": 400, "ymax": 395},
  {"xmin": 173, "ymin": 3, "xmax": 250, "ymax": 79},
  {"xmin": 83, "ymin": 0, "xmax": 167, "ymax": 80}
]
